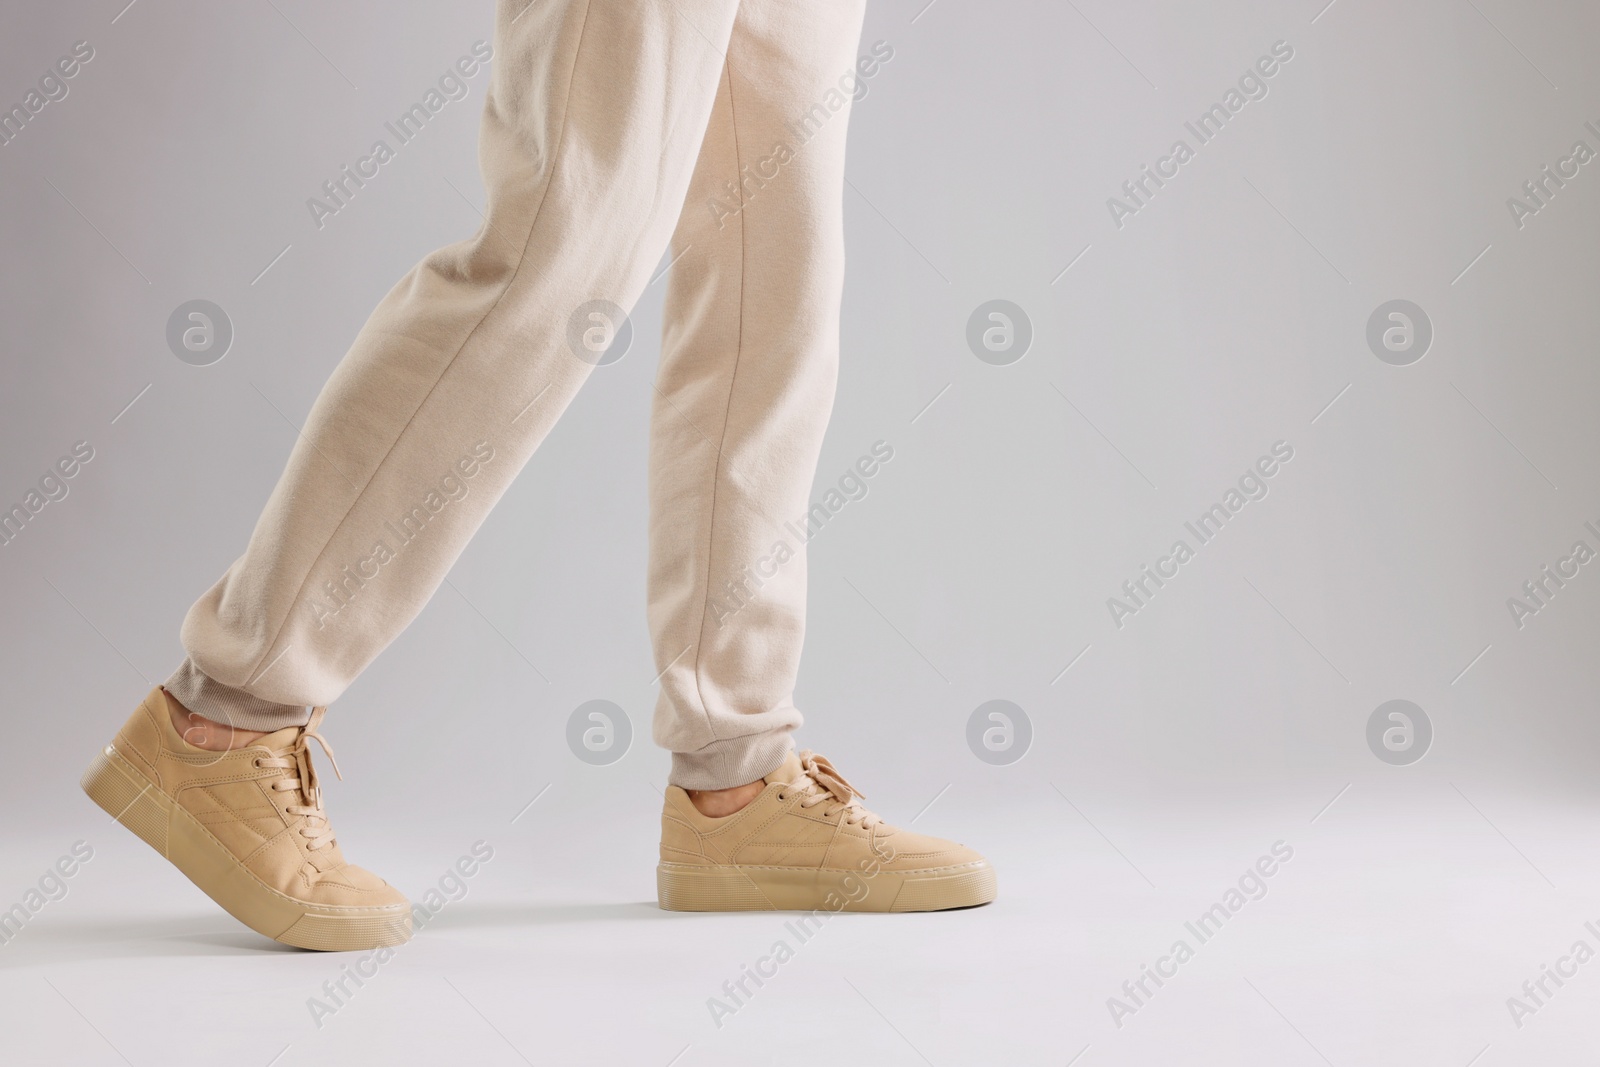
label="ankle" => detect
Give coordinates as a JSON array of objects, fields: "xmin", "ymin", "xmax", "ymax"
[
  {"xmin": 685, "ymin": 779, "xmax": 765, "ymax": 818},
  {"xmin": 165, "ymin": 691, "xmax": 269, "ymax": 753}
]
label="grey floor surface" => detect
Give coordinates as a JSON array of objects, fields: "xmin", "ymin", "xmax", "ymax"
[{"xmin": 2, "ymin": 779, "xmax": 1593, "ymax": 1066}]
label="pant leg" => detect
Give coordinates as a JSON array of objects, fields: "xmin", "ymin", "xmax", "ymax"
[
  {"xmin": 648, "ymin": 0, "xmax": 869, "ymax": 789},
  {"xmin": 167, "ymin": 0, "xmax": 743, "ymax": 730}
]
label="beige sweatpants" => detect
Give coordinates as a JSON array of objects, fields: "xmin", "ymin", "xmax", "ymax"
[{"xmin": 165, "ymin": 0, "xmax": 870, "ymax": 789}]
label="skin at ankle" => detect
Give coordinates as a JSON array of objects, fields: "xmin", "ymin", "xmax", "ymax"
[
  {"xmin": 164, "ymin": 690, "xmax": 270, "ymax": 753},
  {"xmin": 686, "ymin": 780, "xmax": 764, "ymax": 818}
]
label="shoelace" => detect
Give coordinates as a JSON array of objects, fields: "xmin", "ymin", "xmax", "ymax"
[
  {"xmin": 782, "ymin": 751, "xmax": 882, "ymax": 831},
  {"xmin": 255, "ymin": 706, "xmax": 342, "ymax": 851}
]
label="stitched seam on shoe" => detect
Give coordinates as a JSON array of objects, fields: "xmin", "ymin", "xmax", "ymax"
[
  {"xmin": 698, "ymin": 789, "xmax": 781, "ymax": 844},
  {"xmin": 194, "ymin": 809, "xmax": 276, "ymax": 826},
  {"xmin": 165, "ymin": 746, "xmax": 262, "ymax": 768},
  {"xmin": 719, "ymin": 795, "xmax": 795, "ymax": 859},
  {"xmin": 660, "ymin": 845, "xmax": 705, "ymax": 860},
  {"xmin": 658, "ymin": 861, "xmax": 989, "ymax": 875},
  {"xmin": 661, "ymin": 814, "xmax": 705, "ymax": 860},
  {"xmin": 108, "ymin": 747, "xmax": 401, "ymax": 915},
  {"xmin": 197, "ymin": 783, "xmax": 246, "ymax": 816},
  {"xmin": 123, "ymin": 703, "xmax": 163, "ymax": 787},
  {"xmin": 239, "ymin": 824, "xmax": 297, "ymax": 870},
  {"xmin": 820, "ymin": 812, "xmax": 847, "ymax": 869},
  {"xmin": 171, "ymin": 770, "xmax": 281, "ymax": 794}
]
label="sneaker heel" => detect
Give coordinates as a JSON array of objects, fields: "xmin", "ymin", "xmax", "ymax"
[
  {"xmin": 656, "ymin": 864, "xmax": 774, "ymax": 911},
  {"xmin": 82, "ymin": 747, "xmax": 168, "ymax": 855}
]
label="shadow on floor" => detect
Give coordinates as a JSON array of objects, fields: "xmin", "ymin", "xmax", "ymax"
[
  {"xmin": 0, "ymin": 913, "xmax": 301, "ymax": 967},
  {"xmin": 0, "ymin": 900, "xmax": 715, "ymax": 968},
  {"xmin": 416, "ymin": 900, "xmax": 674, "ymax": 929}
]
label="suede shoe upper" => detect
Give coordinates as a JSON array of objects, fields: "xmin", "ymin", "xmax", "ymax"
[
  {"xmin": 661, "ymin": 749, "xmax": 986, "ymax": 873},
  {"xmin": 112, "ymin": 688, "xmax": 403, "ymax": 909}
]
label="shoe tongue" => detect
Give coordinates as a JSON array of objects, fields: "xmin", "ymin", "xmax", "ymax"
[{"xmin": 764, "ymin": 751, "xmax": 804, "ymax": 787}]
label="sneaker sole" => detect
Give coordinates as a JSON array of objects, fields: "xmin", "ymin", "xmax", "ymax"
[
  {"xmin": 82, "ymin": 744, "xmax": 411, "ymax": 951},
  {"xmin": 656, "ymin": 860, "xmax": 996, "ymax": 912}
]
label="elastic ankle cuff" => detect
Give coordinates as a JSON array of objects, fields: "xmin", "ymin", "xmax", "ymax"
[
  {"xmin": 163, "ymin": 658, "xmax": 312, "ymax": 732},
  {"xmin": 669, "ymin": 732, "xmax": 793, "ymax": 791}
]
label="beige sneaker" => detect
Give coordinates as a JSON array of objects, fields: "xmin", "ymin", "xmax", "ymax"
[
  {"xmin": 658, "ymin": 750, "xmax": 996, "ymax": 912},
  {"xmin": 82, "ymin": 686, "xmax": 410, "ymax": 951}
]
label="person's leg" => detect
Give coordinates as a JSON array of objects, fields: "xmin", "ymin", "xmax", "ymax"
[
  {"xmin": 648, "ymin": 0, "xmax": 865, "ymax": 793},
  {"xmin": 647, "ymin": 4, "xmax": 996, "ymax": 912},
  {"xmin": 164, "ymin": 0, "xmax": 744, "ymax": 729},
  {"xmin": 85, "ymin": 0, "xmax": 746, "ymax": 951}
]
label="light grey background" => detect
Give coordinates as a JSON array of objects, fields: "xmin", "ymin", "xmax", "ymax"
[{"xmin": 4, "ymin": 0, "xmax": 1600, "ymax": 1064}]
